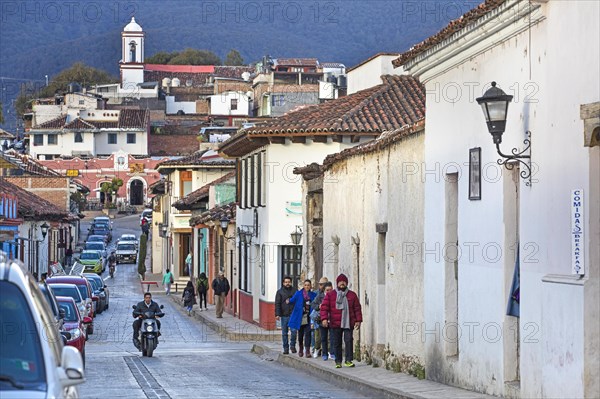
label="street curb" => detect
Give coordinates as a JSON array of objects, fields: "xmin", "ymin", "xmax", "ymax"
[
  {"xmin": 169, "ymin": 295, "xmax": 281, "ymax": 343},
  {"xmin": 251, "ymin": 343, "xmax": 423, "ymax": 399}
]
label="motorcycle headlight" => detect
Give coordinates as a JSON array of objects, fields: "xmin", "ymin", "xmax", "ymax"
[{"xmin": 146, "ymin": 325, "xmax": 154, "ymax": 332}]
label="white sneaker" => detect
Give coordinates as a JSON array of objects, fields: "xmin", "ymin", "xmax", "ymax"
[{"xmin": 312, "ymin": 351, "xmax": 318, "ymax": 358}]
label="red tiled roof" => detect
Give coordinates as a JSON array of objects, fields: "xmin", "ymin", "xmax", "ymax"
[
  {"xmin": 189, "ymin": 201, "xmax": 237, "ymax": 226},
  {"xmin": 220, "ymin": 75, "xmax": 424, "ymax": 157},
  {"xmin": 392, "ymin": 0, "xmax": 507, "ymax": 67},
  {"xmin": 0, "ymin": 179, "xmax": 69, "ymax": 221},
  {"xmin": 157, "ymin": 150, "xmax": 235, "ymax": 168},
  {"xmin": 0, "ymin": 128, "xmax": 15, "ymax": 139},
  {"xmin": 36, "ymin": 115, "xmax": 67, "ymax": 129},
  {"xmin": 173, "ymin": 171, "xmax": 236, "ymax": 209},
  {"xmin": 64, "ymin": 118, "xmax": 97, "ymax": 130},
  {"xmin": 276, "ymin": 58, "xmax": 319, "ymax": 67},
  {"xmin": 322, "ymin": 119, "xmax": 425, "ymax": 171},
  {"xmin": 0, "ymin": 150, "xmax": 63, "ymax": 177},
  {"xmin": 118, "ymin": 109, "xmax": 149, "ymax": 129}
]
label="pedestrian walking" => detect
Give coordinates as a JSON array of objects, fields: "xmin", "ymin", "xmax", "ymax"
[
  {"xmin": 182, "ymin": 281, "xmax": 196, "ymax": 316},
  {"xmin": 288, "ymin": 279, "xmax": 317, "ymax": 358},
  {"xmin": 313, "ymin": 281, "xmax": 335, "ymax": 360},
  {"xmin": 211, "ymin": 272, "xmax": 230, "ymax": 318},
  {"xmin": 320, "ymin": 273, "xmax": 363, "ymax": 368},
  {"xmin": 65, "ymin": 246, "xmax": 73, "ymax": 268},
  {"xmin": 275, "ymin": 276, "xmax": 297, "ymax": 354},
  {"xmin": 196, "ymin": 272, "xmax": 209, "ymax": 311},
  {"xmin": 311, "ymin": 277, "xmax": 329, "ymax": 358},
  {"xmin": 162, "ymin": 268, "xmax": 174, "ymax": 295},
  {"xmin": 185, "ymin": 252, "xmax": 192, "ymax": 276}
]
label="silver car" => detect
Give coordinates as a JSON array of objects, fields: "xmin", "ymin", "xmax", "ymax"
[{"xmin": 0, "ymin": 254, "xmax": 85, "ymax": 398}]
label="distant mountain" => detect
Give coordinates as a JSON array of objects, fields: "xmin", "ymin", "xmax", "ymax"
[{"xmin": 0, "ymin": 0, "xmax": 470, "ymax": 131}]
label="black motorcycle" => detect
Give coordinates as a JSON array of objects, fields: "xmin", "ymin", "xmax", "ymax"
[{"xmin": 132, "ymin": 305, "xmax": 164, "ymax": 357}]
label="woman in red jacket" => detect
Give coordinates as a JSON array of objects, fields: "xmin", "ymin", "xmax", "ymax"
[{"xmin": 320, "ymin": 273, "xmax": 363, "ymax": 368}]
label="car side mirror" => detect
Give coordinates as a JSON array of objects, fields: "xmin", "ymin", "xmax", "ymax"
[
  {"xmin": 160, "ymin": 305, "xmax": 164, "ymax": 309},
  {"xmin": 61, "ymin": 331, "xmax": 72, "ymax": 341},
  {"xmin": 61, "ymin": 346, "xmax": 85, "ymax": 383}
]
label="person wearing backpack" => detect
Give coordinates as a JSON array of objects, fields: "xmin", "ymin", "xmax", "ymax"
[
  {"xmin": 162, "ymin": 268, "xmax": 174, "ymax": 295},
  {"xmin": 182, "ymin": 281, "xmax": 196, "ymax": 316},
  {"xmin": 196, "ymin": 272, "xmax": 209, "ymax": 311}
]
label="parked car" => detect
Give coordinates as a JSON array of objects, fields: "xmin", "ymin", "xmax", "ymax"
[
  {"xmin": 56, "ymin": 296, "xmax": 91, "ymax": 365},
  {"xmin": 86, "ymin": 235, "xmax": 106, "ymax": 244},
  {"xmin": 0, "ymin": 257, "xmax": 85, "ymax": 397},
  {"xmin": 84, "ymin": 241, "xmax": 107, "ymax": 260},
  {"xmin": 116, "ymin": 242, "xmax": 138, "ymax": 264},
  {"xmin": 88, "ymin": 226, "xmax": 112, "ymax": 243},
  {"xmin": 77, "ymin": 250, "xmax": 104, "ymax": 274},
  {"xmin": 83, "ymin": 273, "xmax": 109, "ymax": 312},
  {"xmin": 47, "ymin": 276, "xmax": 95, "ymax": 335},
  {"xmin": 38, "ymin": 281, "xmax": 65, "ymax": 332},
  {"xmin": 47, "ymin": 283, "xmax": 88, "ymax": 321},
  {"xmin": 93, "ymin": 216, "xmax": 112, "ymax": 229}
]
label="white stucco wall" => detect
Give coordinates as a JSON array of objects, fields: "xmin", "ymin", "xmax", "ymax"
[
  {"xmin": 209, "ymin": 91, "xmax": 250, "ymax": 116},
  {"xmin": 166, "ymin": 96, "xmax": 196, "ymax": 115},
  {"xmin": 323, "ymin": 131, "xmax": 425, "ymax": 362},
  {"xmin": 347, "ymin": 54, "xmax": 402, "ymax": 94},
  {"xmin": 95, "ymin": 130, "xmax": 147, "ymax": 155},
  {"xmin": 409, "ymin": 1, "xmax": 599, "ymax": 397}
]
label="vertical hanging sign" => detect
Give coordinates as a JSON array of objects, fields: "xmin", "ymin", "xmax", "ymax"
[{"xmin": 571, "ymin": 189, "xmax": 585, "ymax": 275}]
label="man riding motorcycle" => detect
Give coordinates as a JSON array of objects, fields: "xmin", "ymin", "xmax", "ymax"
[
  {"xmin": 132, "ymin": 292, "xmax": 162, "ymax": 349},
  {"xmin": 108, "ymin": 250, "xmax": 116, "ymax": 277}
]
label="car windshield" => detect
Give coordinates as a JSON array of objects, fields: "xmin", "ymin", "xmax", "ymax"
[
  {"xmin": 0, "ymin": 281, "xmax": 46, "ymax": 388},
  {"xmin": 49, "ymin": 285, "xmax": 81, "ymax": 302},
  {"xmin": 118, "ymin": 244, "xmax": 135, "ymax": 251},
  {"xmin": 88, "ymin": 236, "xmax": 103, "ymax": 242},
  {"xmin": 94, "ymin": 223, "xmax": 109, "ymax": 229},
  {"xmin": 92, "ymin": 229, "xmax": 108, "ymax": 234},
  {"xmin": 85, "ymin": 243, "xmax": 104, "ymax": 251},
  {"xmin": 81, "ymin": 252, "xmax": 100, "ymax": 260},
  {"xmin": 58, "ymin": 301, "xmax": 78, "ymax": 322},
  {"xmin": 121, "ymin": 235, "xmax": 135, "ymax": 241}
]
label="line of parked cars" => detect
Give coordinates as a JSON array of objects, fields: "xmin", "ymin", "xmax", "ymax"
[{"xmin": 0, "ymin": 254, "xmax": 85, "ymax": 398}]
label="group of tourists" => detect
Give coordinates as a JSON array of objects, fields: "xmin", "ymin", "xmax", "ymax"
[{"xmin": 275, "ymin": 273, "xmax": 363, "ymax": 369}]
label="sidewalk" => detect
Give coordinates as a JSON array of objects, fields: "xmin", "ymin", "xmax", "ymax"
[
  {"xmin": 252, "ymin": 343, "xmax": 495, "ymax": 399},
  {"xmin": 164, "ymin": 291, "xmax": 496, "ymax": 399}
]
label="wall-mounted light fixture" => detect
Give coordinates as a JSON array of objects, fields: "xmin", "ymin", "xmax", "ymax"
[
  {"xmin": 40, "ymin": 222, "xmax": 50, "ymax": 240},
  {"xmin": 219, "ymin": 216, "xmax": 236, "ymax": 241},
  {"xmin": 290, "ymin": 226, "xmax": 302, "ymax": 245},
  {"xmin": 476, "ymin": 81, "xmax": 532, "ymax": 185}
]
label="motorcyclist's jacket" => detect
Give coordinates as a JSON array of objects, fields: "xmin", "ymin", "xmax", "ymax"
[{"xmin": 133, "ymin": 300, "xmax": 162, "ymax": 318}]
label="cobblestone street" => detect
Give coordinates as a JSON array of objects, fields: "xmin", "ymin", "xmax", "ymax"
[{"xmin": 78, "ymin": 216, "xmax": 365, "ymax": 398}]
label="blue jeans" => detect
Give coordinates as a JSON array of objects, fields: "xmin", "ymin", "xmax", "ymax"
[{"xmin": 280, "ymin": 316, "xmax": 297, "ymax": 351}]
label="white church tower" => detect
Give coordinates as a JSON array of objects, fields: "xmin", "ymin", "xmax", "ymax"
[{"xmin": 120, "ymin": 17, "xmax": 145, "ymax": 91}]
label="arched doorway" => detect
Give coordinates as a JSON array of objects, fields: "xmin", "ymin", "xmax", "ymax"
[{"xmin": 130, "ymin": 180, "xmax": 144, "ymax": 206}]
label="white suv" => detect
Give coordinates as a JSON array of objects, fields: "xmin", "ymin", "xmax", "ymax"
[{"xmin": 0, "ymin": 254, "xmax": 85, "ymax": 398}]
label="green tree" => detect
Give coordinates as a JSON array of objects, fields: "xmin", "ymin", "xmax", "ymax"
[
  {"xmin": 145, "ymin": 51, "xmax": 178, "ymax": 64},
  {"xmin": 137, "ymin": 233, "xmax": 147, "ymax": 279},
  {"xmin": 100, "ymin": 178, "xmax": 124, "ymax": 208},
  {"xmin": 168, "ymin": 49, "xmax": 221, "ymax": 65},
  {"xmin": 15, "ymin": 62, "xmax": 117, "ymax": 116},
  {"xmin": 224, "ymin": 49, "xmax": 244, "ymax": 66}
]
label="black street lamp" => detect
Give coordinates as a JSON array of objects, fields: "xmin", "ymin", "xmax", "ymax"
[
  {"xmin": 40, "ymin": 222, "xmax": 50, "ymax": 240},
  {"xmin": 476, "ymin": 81, "xmax": 532, "ymax": 185},
  {"xmin": 220, "ymin": 217, "xmax": 236, "ymax": 241},
  {"xmin": 290, "ymin": 226, "xmax": 302, "ymax": 245}
]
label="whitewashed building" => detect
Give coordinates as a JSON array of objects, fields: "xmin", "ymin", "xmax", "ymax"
[
  {"xmin": 347, "ymin": 53, "xmax": 402, "ymax": 95},
  {"xmin": 219, "ymin": 75, "xmax": 425, "ymax": 330},
  {"xmin": 393, "ymin": 0, "xmax": 599, "ymax": 397}
]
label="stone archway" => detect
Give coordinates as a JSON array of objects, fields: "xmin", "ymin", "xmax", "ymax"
[{"xmin": 129, "ymin": 179, "xmax": 144, "ymax": 206}]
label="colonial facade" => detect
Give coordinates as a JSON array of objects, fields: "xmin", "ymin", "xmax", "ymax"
[
  {"xmin": 219, "ymin": 74, "xmax": 425, "ymax": 329},
  {"xmin": 392, "ymin": 0, "xmax": 599, "ymax": 397}
]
